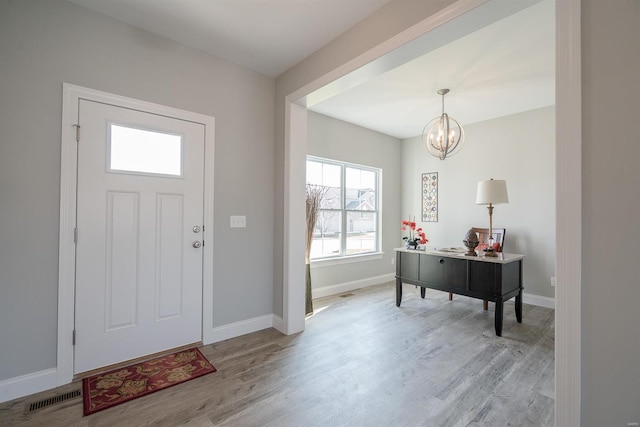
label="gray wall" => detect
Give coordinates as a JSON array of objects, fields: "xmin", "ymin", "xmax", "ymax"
[
  {"xmin": 306, "ymin": 112, "xmax": 400, "ymax": 289},
  {"xmin": 401, "ymin": 107, "xmax": 556, "ymax": 299},
  {"xmin": 0, "ymin": 0, "xmax": 275, "ymax": 380},
  {"xmin": 581, "ymin": 1, "xmax": 640, "ymax": 424}
]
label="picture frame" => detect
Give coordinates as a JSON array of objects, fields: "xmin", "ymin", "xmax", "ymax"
[{"xmin": 422, "ymin": 172, "xmax": 438, "ymax": 222}]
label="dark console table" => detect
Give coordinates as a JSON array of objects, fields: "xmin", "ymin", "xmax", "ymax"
[{"xmin": 394, "ymin": 248, "xmax": 524, "ymax": 336}]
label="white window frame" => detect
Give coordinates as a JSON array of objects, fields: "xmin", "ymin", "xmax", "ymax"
[{"xmin": 306, "ymin": 155, "xmax": 381, "ymax": 261}]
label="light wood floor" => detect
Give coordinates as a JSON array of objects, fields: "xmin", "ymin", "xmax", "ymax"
[{"xmin": 0, "ymin": 282, "xmax": 555, "ymax": 426}]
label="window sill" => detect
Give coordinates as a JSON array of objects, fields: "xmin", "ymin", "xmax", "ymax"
[{"xmin": 310, "ymin": 252, "xmax": 384, "ymax": 269}]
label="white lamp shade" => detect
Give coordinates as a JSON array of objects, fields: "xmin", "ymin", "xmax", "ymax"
[{"xmin": 476, "ymin": 179, "xmax": 509, "ymax": 205}]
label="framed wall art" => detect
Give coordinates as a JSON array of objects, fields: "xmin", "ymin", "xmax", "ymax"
[{"xmin": 422, "ymin": 172, "xmax": 438, "ymax": 222}]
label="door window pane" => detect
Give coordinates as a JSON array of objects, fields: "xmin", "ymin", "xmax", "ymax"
[{"xmin": 109, "ymin": 124, "xmax": 182, "ymax": 176}]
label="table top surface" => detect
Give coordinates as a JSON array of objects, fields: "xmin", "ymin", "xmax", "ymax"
[{"xmin": 394, "ymin": 247, "xmax": 525, "ymax": 264}]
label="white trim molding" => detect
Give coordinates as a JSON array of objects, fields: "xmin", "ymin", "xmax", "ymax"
[
  {"xmin": 522, "ymin": 293, "xmax": 555, "ymax": 310},
  {"xmin": 282, "ymin": 101, "xmax": 307, "ymax": 335},
  {"xmin": 204, "ymin": 315, "xmax": 277, "ymax": 344},
  {"xmin": 0, "ymin": 368, "xmax": 58, "ymax": 404},
  {"xmin": 555, "ymin": 0, "xmax": 582, "ymax": 425},
  {"xmin": 58, "ymin": 83, "xmax": 216, "ymax": 388},
  {"xmin": 272, "ymin": 315, "xmax": 284, "ymax": 334},
  {"xmin": 311, "ymin": 252, "xmax": 384, "ymax": 269},
  {"xmin": 312, "ymin": 273, "xmax": 395, "ymax": 299},
  {"xmin": 312, "ymin": 274, "xmax": 554, "ymax": 308}
]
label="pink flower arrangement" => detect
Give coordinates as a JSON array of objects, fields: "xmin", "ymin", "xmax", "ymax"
[{"xmin": 401, "ymin": 217, "xmax": 428, "ymax": 245}]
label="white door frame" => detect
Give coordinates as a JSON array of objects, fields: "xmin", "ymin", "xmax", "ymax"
[
  {"xmin": 282, "ymin": 0, "xmax": 581, "ymax": 424},
  {"xmin": 57, "ymin": 83, "xmax": 216, "ymax": 385}
]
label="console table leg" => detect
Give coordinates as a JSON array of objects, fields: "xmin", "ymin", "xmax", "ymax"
[
  {"xmin": 420, "ymin": 287, "xmax": 426, "ymax": 299},
  {"xmin": 396, "ymin": 278, "xmax": 402, "ymax": 307},
  {"xmin": 515, "ymin": 291, "xmax": 523, "ymax": 323},
  {"xmin": 495, "ymin": 300, "xmax": 504, "ymax": 336}
]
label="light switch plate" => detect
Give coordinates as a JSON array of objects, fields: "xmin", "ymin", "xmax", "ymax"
[{"xmin": 230, "ymin": 215, "xmax": 246, "ymax": 228}]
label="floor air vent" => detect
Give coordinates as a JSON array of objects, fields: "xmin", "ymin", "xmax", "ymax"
[
  {"xmin": 339, "ymin": 293, "xmax": 355, "ymax": 298},
  {"xmin": 27, "ymin": 389, "xmax": 81, "ymax": 413}
]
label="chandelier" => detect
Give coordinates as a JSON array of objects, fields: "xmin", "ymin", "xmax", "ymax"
[{"xmin": 422, "ymin": 88, "xmax": 465, "ymax": 160}]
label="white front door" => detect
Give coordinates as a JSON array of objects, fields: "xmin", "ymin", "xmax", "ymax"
[{"xmin": 74, "ymin": 99, "xmax": 205, "ymax": 374}]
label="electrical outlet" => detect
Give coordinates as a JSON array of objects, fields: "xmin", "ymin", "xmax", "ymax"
[
  {"xmin": 391, "ymin": 257, "xmax": 395, "ymax": 265},
  {"xmin": 230, "ymin": 215, "xmax": 246, "ymax": 228},
  {"xmin": 550, "ymin": 276, "xmax": 556, "ymax": 287}
]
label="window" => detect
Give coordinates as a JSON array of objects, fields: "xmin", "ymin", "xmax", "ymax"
[
  {"xmin": 306, "ymin": 156, "xmax": 380, "ymax": 260},
  {"xmin": 109, "ymin": 123, "xmax": 183, "ymax": 177}
]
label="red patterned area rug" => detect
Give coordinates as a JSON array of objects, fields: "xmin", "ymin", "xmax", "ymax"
[{"xmin": 82, "ymin": 348, "xmax": 216, "ymax": 416}]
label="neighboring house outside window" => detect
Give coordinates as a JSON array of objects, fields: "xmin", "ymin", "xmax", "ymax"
[{"xmin": 306, "ymin": 156, "xmax": 380, "ymax": 260}]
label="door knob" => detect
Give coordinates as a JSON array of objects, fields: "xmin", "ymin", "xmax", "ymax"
[{"xmin": 192, "ymin": 241, "xmax": 202, "ymax": 248}]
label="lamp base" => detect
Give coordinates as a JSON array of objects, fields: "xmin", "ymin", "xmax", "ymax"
[{"xmin": 483, "ymin": 248, "xmax": 498, "ymax": 257}]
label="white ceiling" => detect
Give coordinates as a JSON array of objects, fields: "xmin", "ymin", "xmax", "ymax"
[
  {"xmin": 66, "ymin": 0, "xmax": 555, "ymax": 140},
  {"xmin": 66, "ymin": 0, "xmax": 393, "ymax": 78},
  {"xmin": 307, "ymin": 0, "xmax": 555, "ymax": 138}
]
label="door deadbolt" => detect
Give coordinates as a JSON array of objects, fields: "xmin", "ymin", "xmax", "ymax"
[{"xmin": 192, "ymin": 226, "xmax": 201, "ymax": 233}]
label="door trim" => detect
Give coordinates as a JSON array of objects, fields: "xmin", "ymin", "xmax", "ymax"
[{"xmin": 57, "ymin": 83, "xmax": 215, "ymax": 386}]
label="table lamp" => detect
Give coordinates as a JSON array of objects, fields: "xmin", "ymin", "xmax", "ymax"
[{"xmin": 476, "ymin": 179, "xmax": 509, "ymax": 257}]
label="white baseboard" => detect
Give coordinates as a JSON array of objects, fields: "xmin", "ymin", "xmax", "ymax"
[
  {"xmin": 311, "ymin": 274, "xmax": 555, "ymax": 310},
  {"xmin": 523, "ymin": 292, "xmax": 555, "ymax": 309},
  {"xmin": 0, "ymin": 368, "xmax": 58, "ymax": 404},
  {"xmin": 2, "ymin": 314, "xmax": 280, "ymax": 404},
  {"xmin": 203, "ymin": 314, "xmax": 275, "ymax": 345},
  {"xmin": 312, "ymin": 273, "xmax": 395, "ymax": 299},
  {"xmin": 272, "ymin": 315, "xmax": 284, "ymax": 334}
]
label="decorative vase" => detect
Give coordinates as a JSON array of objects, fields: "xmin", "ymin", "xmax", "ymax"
[
  {"xmin": 406, "ymin": 240, "xmax": 418, "ymax": 250},
  {"xmin": 463, "ymin": 228, "xmax": 479, "ymax": 256}
]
